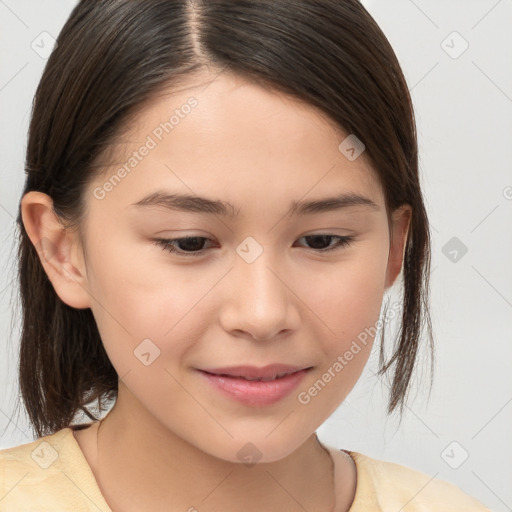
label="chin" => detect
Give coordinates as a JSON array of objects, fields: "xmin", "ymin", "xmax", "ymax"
[{"xmin": 207, "ymin": 430, "xmax": 310, "ymax": 466}]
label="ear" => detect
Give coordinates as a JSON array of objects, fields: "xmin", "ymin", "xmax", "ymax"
[
  {"xmin": 20, "ymin": 191, "xmax": 91, "ymax": 309},
  {"xmin": 384, "ymin": 204, "xmax": 412, "ymax": 290}
]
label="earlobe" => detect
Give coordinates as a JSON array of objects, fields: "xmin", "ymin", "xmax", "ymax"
[
  {"xmin": 384, "ymin": 204, "xmax": 412, "ymax": 290},
  {"xmin": 21, "ymin": 191, "xmax": 91, "ymax": 309}
]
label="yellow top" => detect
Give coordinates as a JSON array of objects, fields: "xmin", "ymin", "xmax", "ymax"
[{"xmin": 0, "ymin": 427, "xmax": 491, "ymax": 511}]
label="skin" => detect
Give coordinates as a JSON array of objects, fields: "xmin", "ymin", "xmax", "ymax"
[{"xmin": 21, "ymin": 70, "xmax": 411, "ymax": 512}]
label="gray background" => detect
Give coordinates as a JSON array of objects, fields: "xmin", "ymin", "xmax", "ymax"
[{"xmin": 1, "ymin": 1, "xmax": 511, "ymax": 510}]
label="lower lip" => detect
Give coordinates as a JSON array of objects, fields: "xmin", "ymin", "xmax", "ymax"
[{"xmin": 197, "ymin": 369, "xmax": 310, "ymax": 407}]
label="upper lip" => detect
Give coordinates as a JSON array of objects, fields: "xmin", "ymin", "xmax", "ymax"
[{"xmin": 198, "ymin": 364, "xmax": 311, "ymax": 379}]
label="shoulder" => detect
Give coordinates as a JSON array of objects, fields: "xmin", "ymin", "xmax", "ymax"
[
  {"xmin": 348, "ymin": 450, "xmax": 492, "ymax": 511},
  {"xmin": 0, "ymin": 427, "xmax": 110, "ymax": 511}
]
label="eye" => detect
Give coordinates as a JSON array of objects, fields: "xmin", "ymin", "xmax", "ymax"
[
  {"xmin": 152, "ymin": 236, "xmax": 215, "ymax": 257},
  {"xmin": 152, "ymin": 234, "xmax": 354, "ymax": 257},
  {"xmin": 295, "ymin": 234, "xmax": 354, "ymax": 252}
]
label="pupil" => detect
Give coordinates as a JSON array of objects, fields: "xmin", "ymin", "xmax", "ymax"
[
  {"xmin": 306, "ymin": 235, "xmax": 331, "ymax": 249},
  {"xmin": 180, "ymin": 237, "xmax": 205, "ymax": 251}
]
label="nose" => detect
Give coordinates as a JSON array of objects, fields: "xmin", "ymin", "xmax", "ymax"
[{"xmin": 218, "ymin": 249, "xmax": 300, "ymax": 341}]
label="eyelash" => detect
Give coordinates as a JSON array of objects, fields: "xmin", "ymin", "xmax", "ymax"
[{"xmin": 152, "ymin": 234, "xmax": 354, "ymax": 258}]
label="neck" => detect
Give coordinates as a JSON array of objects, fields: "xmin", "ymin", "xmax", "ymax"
[{"xmin": 92, "ymin": 387, "xmax": 336, "ymax": 512}]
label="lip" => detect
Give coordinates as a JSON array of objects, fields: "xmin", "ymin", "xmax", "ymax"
[{"xmin": 197, "ymin": 365, "xmax": 312, "ymax": 407}]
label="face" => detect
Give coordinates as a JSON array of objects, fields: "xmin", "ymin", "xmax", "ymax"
[{"xmin": 25, "ymin": 70, "xmax": 410, "ymax": 463}]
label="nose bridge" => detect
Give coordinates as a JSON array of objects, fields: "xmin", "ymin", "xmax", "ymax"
[
  {"xmin": 236, "ymin": 239, "xmax": 287, "ymax": 309},
  {"xmin": 221, "ymin": 237, "xmax": 296, "ymax": 339}
]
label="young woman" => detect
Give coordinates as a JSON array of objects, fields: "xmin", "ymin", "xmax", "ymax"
[{"xmin": 0, "ymin": 1, "xmax": 491, "ymax": 510}]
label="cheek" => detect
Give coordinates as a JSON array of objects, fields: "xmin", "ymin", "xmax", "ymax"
[
  {"xmin": 292, "ymin": 244, "xmax": 389, "ymax": 407},
  {"xmin": 83, "ymin": 236, "xmax": 209, "ymax": 368},
  {"xmin": 297, "ymin": 245, "xmax": 389, "ymax": 341}
]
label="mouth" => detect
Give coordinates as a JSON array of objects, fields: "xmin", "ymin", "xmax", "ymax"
[{"xmin": 196, "ymin": 364, "xmax": 313, "ymax": 407}]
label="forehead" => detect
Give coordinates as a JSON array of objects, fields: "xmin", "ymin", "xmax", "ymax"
[{"xmin": 87, "ymin": 71, "xmax": 384, "ymax": 215}]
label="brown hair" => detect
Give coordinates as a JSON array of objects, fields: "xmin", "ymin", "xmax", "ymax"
[{"xmin": 14, "ymin": 0, "xmax": 434, "ymax": 438}]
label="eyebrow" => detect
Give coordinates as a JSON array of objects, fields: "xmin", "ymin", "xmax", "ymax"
[{"xmin": 131, "ymin": 190, "xmax": 379, "ymax": 218}]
